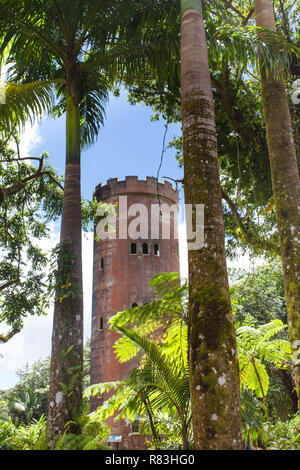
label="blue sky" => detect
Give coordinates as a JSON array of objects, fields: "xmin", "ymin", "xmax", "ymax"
[{"xmin": 34, "ymin": 89, "xmax": 183, "ymax": 200}]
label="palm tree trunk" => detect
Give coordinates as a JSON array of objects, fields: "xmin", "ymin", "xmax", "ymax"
[
  {"xmin": 180, "ymin": 1, "xmax": 242, "ymax": 449},
  {"xmin": 254, "ymin": 0, "xmax": 300, "ymax": 410},
  {"xmin": 47, "ymin": 92, "xmax": 83, "ymax": 447}
]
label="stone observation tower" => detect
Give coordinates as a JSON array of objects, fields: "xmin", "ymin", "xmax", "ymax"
[{"xmin": 90, "ymin": 176, "xmax": 180, "ymax": 449}]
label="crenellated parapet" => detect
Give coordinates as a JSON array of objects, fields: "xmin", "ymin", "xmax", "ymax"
[{"xmin": 94, "ymin": 176, "xmax": 178, "ymax": 204}]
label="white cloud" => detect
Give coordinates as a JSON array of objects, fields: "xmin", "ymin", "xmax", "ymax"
[
  {"xmin": 1, "ymin": 63, "xmax": 42, "ymax": 157},
  {"xmin": 177, "ymin": 220, "xmax": 265, "ymax": 285},
  {"xmin": 5, "ymin": 114, "xmax": 43, "ymax": 159},
  {"xmin": 0, "ymin": 222, "xmax": 58, "ymax": 389},
  {"xmin": 0, "ymin": 227, "xmax": 94, "ymax": 390},
  {"xmin": 227, "ymin": 250, "xmax": 265, "ymax": 282},
  {"xmin": 19, "ymin": 122, "xmax": 43, "ymax": 158}
]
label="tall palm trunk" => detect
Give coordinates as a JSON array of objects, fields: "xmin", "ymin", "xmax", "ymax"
[
  {"xmin": 47, "ymin": 92, "xmax": 83, "ymax": 447},
  {"xmin": 254, "ymin": 0, "xmax": 300, "ymax": 409},
  {"xmin": 180, "ymin": 1, "xmax": 242, "ymax": 449}
]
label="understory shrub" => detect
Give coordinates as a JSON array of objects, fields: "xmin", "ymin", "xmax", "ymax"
[{"xmin": 263, "ymin": 414, "xmax": 300, "ymax": 450}]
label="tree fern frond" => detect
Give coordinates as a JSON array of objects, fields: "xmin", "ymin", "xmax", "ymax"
[
  {"xmin": 258, "ymin": 319, "xmax": 287, "ymax": 341},
  {"xmin": 247, "ymin": 359, "xmax": 269, "ymax": 398},
  {"xmin": 113, "ymin": 334, "xmax": 142, "ymax": 363},
  {"xmin": 113, "ymin": 326, "xmax": 189, "ymax": 414},
  {"xmin": 84, "ymin": 380, "xmax": 124, "ymax": 398}
]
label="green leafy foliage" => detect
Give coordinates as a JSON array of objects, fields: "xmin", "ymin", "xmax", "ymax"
[
  {"xmin": 213, "ymin": 24, "xmax": 298, "ymax": 81},
  {"xmin": 0, "ymin": 410, "xmax": 110, "ymax": 450},
  {"xmin": 230, "ymin": 261, "xmax": 286, "ymax": 325},
  {"xmin": 54, "ymin": 412, "xmax": 110, "ymax": 450},
  {"xmin": 0, "ymin": 415, "xmax": 47, "ymax": 450},
  {"xmin": 0, "ymin": 341, "xmax": 91, "ymax": 426},
  {"xmin": 240, "ymin": 387, "xmax": 268, "ymax": 448},
  {"xmin": 0, "ymin": 418, "xmax": 16, "ymax": 450},
  {"xmin": 263, "ymin": 413, "xmax": 300, "ymax": 450},
  {"xmin": 0, "ymin": 144, "xmax": 63, "ymax": 341},
  {"xmin": 109, "ymin": 272, "xmax": 187, "ymax": 364},
  {"xmin": 0, "ymin": 80, "xmax": 63, "ymax": 139},
  {"xmin": 86, "ymin": 272, "xmax": 192, "ymax": 449},
  {"xmin": 231, "ymin": 263, "xmax": 297, "ymax": 419},
  {"xmin": 87, "ymin": 270, "xmax": 294, "ymax": 448},
  {"xmin": 0, "ymin": 0, "xmax": 180, "ymax": 148},
  {"xmin": 237, "ymin": 318, "xmax": 291, "ymax": 401},
  {"xmin": 126, "ymin": 0, "xmax": 300, "ymax": 260}
]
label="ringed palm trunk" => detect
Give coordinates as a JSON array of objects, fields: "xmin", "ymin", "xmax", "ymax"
[
  {"xmin": 254, "ymin": 0, "xmax": 300, "ymax": 409},
  {"xmin": 180, "ymin": 1, "xmax": 242, "ymax": 449},
  {"xmin": 47, "ymin": 92, "xmax": 83, "ymax": 447}
]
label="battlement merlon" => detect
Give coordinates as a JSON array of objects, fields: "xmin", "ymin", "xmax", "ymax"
[{"xmin": 94, "ymin": 176, "xmax": 178, "ymax": 204}]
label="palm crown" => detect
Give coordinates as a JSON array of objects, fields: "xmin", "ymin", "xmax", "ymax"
[{"xmin": 0, "ymin": 0, "xmax": 179, "ymax": 144}]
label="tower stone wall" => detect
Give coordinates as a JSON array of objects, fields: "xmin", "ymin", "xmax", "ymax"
[{"xmin": 90, "ymin": 176, "xmax": 180, "ymax": 449}]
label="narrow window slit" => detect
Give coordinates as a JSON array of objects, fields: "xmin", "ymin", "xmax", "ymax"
[{"xmin": 130, "ymin": 242, "xmax": 137, "ymax": 254}]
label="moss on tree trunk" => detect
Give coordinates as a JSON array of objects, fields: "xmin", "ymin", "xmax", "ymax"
[
  {"xmin": 254, "ymin": 0, "xmax": 300, "ymax": 409},
  {"xmin": 181, "ymin": 6, "xmax": 242, "ymax": 449},
  {"xmin": 47, "ymin": 93, "xmax": 83, "ymax": 448}
]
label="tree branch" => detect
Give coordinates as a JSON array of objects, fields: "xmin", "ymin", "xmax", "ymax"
[
  {"xmin": 2, "ymin": 155, "xmax": 64, "ymax": 198},
  {"xmin": 0, "ymin": 277, "xmax": 20, "ymax": 292},
  {"xmin": 242, "ymin": 8, "xmax": 254, "ymax": 26},
  {"xmin": 0, "ymin": 327, "xmax": 21, "ymax": 343},
  {"xmin": 220, "ymin": 1, "xmax": 254, "ymax": 26},
  {"xmin": 0, "ymin": 156, "xmax": 43, "ymax": 163},
  {"xmin": 42, "ymin": 171, "xmax": 64, "ymax": 191},
  {"xmin": 221, "ymin": 0, "xmax": 246, "ymax": 22},
  {"xmin": 221, "ymin": 189, "xmax": 280, "ymax": 256},
  {"xmin": 3, "ymin": 155, "xmax": 44, "ymax": 196}
]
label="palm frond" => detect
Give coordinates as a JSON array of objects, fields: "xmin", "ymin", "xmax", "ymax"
[
  {"xmin": 0, "ymin": 79, "xmax": 64, "ymax": 138},
  {"xmin": 109, "ymin": 272, "xmax": 185, "ymax": 332},
  {"xmin": 213, "ymin": 24, "xmax": 298, "ymax": 80},
  {"xmin": 241, "ymin": 387, "xmax": 265, "ymax": 427},
  {"xmin": 79, "ymin": 88, "xmax": 108, "ymax": 148}
]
